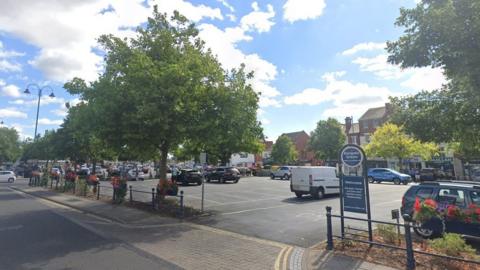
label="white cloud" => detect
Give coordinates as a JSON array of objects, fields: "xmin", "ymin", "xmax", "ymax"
[
  {"xmin": 1, "ymin": 84, "xmax": 21, "ymax": 97},
  {"xmin": 0, "ymin": 0, "xmax": 223, "ymax": 82},
  {"xmin": 260, "ymin": 118, "xmax": 270, "ymax": 125},
  {"xmin": 0, "ymin": 41, "xmax": 23, "ymax": 72},
  {"xmin": 217, "ymin": 0, "xmax": 234, "ymax": 12},
  {"xmin": 259, "ymin": 96, "xmax": 281, "ymax": 107},
  {"xmin": 240, "ymin": 2, "xmax": 275, "ymax": 33},
  {"xmin": 37, "ymin": 118, "xmax": 63, "ymax": 125},
  {"xmin": 341, "ymin": 42, "xmax": 385, "ymax": 56},
  {"xmin": 284, "ymin": 71, "xmax": 394, "ymax": 120},
  {"xmin": 0, "ymin": 107, "xmax": 27, "ymax": 119},
  {"xmin": 283, "ymin": 0, "xmax": 326, "ymax": 23},
  {"xmin": 352, "ymin": 54, "xmax": 403, "ymax": 80},
  {"xmin": 400, "ymin": 67, "xmax": 446, "ymax": 91}
]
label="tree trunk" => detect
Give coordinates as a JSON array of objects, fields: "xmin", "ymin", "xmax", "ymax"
[
  {"xmin": 398, "ymin": 157, "xmax": 403, "ymax": 171},
  {"xmin": 159, "ymin": 144, "xmax": 169, "ymax": 182},
  {"xmin": 92, "ymin": 159, "xmax": 96, "ymax": 174}
]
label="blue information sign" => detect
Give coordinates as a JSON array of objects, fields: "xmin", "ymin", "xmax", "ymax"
[
  {"xmin": 342, "ymin": 175, "xmax": 367, "ymax": 214},
  {"xmin": 341, "ymin": 146, "xmax": 363, "ymax": 167}
]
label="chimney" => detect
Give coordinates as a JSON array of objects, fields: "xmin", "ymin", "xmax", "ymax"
[
  {"xmin": 345, "ymin": 117, "xmax": 352, "ymax": 134},
  {"xmin": 385, "ymin": 103, "xmax": 393, "ymax": 115}
]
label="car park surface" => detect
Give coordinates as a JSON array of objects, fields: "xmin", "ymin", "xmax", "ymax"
[{"xmin": 126, "ymin": 176, "xmax": 409, "ymax": 247}]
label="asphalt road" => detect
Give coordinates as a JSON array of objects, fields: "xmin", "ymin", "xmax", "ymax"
[
  {"xmin": 125, "ymin": 176, "xmax": 410, "ymax": 247},
  {"xmin": 0, "ymin": 183, "xmax": 180, "ymax": 270}
]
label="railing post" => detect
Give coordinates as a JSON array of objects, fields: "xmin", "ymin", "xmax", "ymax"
[
  {"xmin": 113, "ymin": 186, "xmax": 116, "ymax": 201},
  {"xmin": 50, "ymin": 178, "xmax": 53, "ymax": 189},
  {"xmin": 326, "ymin": 206, "xmax": 334, "ymax": 250},
  {"xmin": 55, "ymin": 179, "xmax": 59, "ymax": 190},
  {"xmin": 180, "ymin": 190, "xmax": 184, "ymax": 219},
  {"xmin": 96, "ymin": 182, "xmax": 100, "ymax": 200},
  {"xmin": 403, "ymin": 214, "xmax": 416, "ymax": 270},
  {"xmin": 151, "ymin": 188, "xmax": 155, "ymax": 209},
  {"xmin": 83, "ymin": 181, "xmax": 87, "ymax": 196},
  {"xmin": 129, "ymin": 185, "xmax": 133, "ymax": 203}
]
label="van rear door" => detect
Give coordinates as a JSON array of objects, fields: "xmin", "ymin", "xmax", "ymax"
[{"xmin": 291, "ymin": 167, "xmax": 310, "ymax": 192}]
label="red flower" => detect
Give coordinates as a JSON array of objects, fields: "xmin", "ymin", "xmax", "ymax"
[
  {"xmin": 476, "ymin": 208, "xmax": 480, "ymax": 216},
  {"xmin": 468, "ymin": 203, "xmax": 477, "ymax": 209},
  {"xmin": 414, "ymin": 197, "xmax": 421, "ymax": 212},
  {"xmin": 447, "ymin": 205, "xmax": 458, "ymax": 218},
  {"xmin": 424, "ymin": 198, "xmax": 437, "ymax": 209},
  {"xmin": 465, "ymin": 217, "xmax": 472, "ymax": 223}
]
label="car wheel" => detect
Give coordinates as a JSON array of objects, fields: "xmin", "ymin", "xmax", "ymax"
[
  {"xmin": 284, "ymin": 174, "xmax": 290, "ymax": 180},
  {"xmin": 393, "ymin": 178, "xmax": 401, "ymax": 185},
  {"xmin": 234, "ymin": 179, "xmax": 239, "ymax": 183},
  {"xmin": 368, "ymin": 177, "xmax": 375, "ymax": 183},
  {"xmin": 376, "ymin": 180, "xmax": 382, "ymax": 183},
  {"xmin": 221, "ymin": 178, "xmax": 225, "ymax": 183},
  {"xmin": 8, "ymin": 178, "xmax": 14, "ymax": 183},
  {"xmin": 402, "ymin": 181, "xmax": 408, "ymax": 185},
  {"xmin": 197, "ymin": 181, "xmax": 202, "ymax": 185},
  {"xmin": 206, "ymin": 178, "xmax": 211, "ymax": 183},
  {"xmin": 270, "ymin": 174, "xmax": 275, "ymax": 180},
  {"xmin": 295, "ymin": 192, "xmax": 302, "ymax": 198},
  {"xmin": 182, "ymin": 181, "xmax": 188, "ymax": 186},
  {"xmin": 311, "ymin": 188, "xmax": 324, "ymax": 200},
  {"xmin": 413, "ymin": 221, "xmax": 441, "ymax": 239}
]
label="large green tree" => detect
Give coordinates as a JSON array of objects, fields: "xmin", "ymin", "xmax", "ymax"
[
  {"xmin": 364, "ymin": 123, "xmax": 438, "ymax": 169},
  {"xmin": 387, "ymin": 0, "xmax": 480, "ymax": 159},
  {"xmin": 308, "ymin": 118, "xmax": 346, "ymax": 161},
  {"xmin": 65, "ymin": 7, "xmax": 261, "ymax": 184},
  {"xmin": 271, "ymin": 135, "xmax": 297, "ymax": 165},
  {"xmin": 0, "ymin": 127, "xmax": 21, "ymax": 164}
]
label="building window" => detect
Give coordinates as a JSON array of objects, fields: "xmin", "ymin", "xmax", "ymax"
[
  {"xmin": 351, "ymin": 136, "xmax": 357, "ymax": 145},
  {"xmin": 365, "ymin": 135, "xmax": 370, "ymax": 143},
  {"xmin": 363, "ymin": 121, "xmax": 369, "ymax": 131}
]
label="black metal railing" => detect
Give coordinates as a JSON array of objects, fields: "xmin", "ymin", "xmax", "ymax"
[{"xmin": 325, "ymin": 206, "xmax": 480, "ymax": 270}]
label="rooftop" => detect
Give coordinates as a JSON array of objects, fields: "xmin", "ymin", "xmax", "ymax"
[{"xmin": 359, "ymin": 106, "xmax": 386, "ymax": 121}]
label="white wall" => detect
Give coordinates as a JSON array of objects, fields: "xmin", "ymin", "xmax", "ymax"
[{"xmin": 230, "ymin": 153, "xmax": 255, "ymax": 167}]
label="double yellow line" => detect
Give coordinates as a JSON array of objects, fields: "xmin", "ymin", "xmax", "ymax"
[{"xmin": 274, "ymin": 246, "xmax": 293, "ymax": 270}]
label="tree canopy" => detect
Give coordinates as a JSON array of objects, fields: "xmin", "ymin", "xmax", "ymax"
[
  {"xmin": 387, "ymin": 0, "xmax": 480, "ymax": 159},
  {"xmin": 364, "ymin": 123, "xmax": 438, "ymax": 169},
  {"xmin": 308, "ymin": 118, "xmax": 345, "ymax": 161},
  {"xmin": 271, "ymin": 135, "xmax": 297, "ymax": 165},
  {"xmin": 63, "ymin": 7, "xmax": 263, "ymax": 181},
  {"xmin": 0, "ymin": 127, "xmax": 21, "ymax": 164}
]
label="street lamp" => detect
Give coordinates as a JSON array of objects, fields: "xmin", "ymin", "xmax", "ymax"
[{"xmin": 24, "ymin": 84, "xmax": 55, "ymax": 140}]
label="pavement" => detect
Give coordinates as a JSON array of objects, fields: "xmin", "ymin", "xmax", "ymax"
[{"xmin": 4, "ymin": 178, "xmax": 401, "ymax": 270}]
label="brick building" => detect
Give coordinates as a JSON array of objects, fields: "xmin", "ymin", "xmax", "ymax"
[{"xmin": 281, "ymin": 131, "xmax": 317, "ymax": 165}]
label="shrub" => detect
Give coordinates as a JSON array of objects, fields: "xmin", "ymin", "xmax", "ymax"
[
  {"xmin": 428, "ymin": 233, "xmax": 476, "ymax": 257},
  {"xmin": 376, "ymin": 224, "xmax": 398, "ymax": 244}
]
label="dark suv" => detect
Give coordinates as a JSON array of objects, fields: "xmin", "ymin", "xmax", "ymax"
[
  {"xmin": 175, "ymin": 169, "xmax": 202, "ymax": 186},
  {"xmin": 206, "ymin": 167, "xmax": 240, "ymax": 183},
  {"xmin": 401, "ymin": 181, "xmax": 480, "ymax": 238}
]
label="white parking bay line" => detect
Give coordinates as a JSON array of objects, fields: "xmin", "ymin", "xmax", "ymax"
[{"xmin": 220, "ymin": 204, "xmax": 291, "ymax": 215}]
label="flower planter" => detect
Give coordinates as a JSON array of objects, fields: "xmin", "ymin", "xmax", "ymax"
[
  {"xmin": 166, "ymin": 189, "xmax": 178, "ymax": 196},
  {"xmin": 421, "ymin": 217, "xmax": 445, "ymax": 234},
  {"xmin": 445, "ymin": 220, "xmax": 480, "ymax": 237}
]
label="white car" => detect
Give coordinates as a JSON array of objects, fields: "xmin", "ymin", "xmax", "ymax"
[
  {"xmin": 0, "ymin": 171, "xmax": 16, "ymax": 183},
  {"xmin": 127, "ymin": 169, "xmax": 145, "ymax": 181},
  {"xmin": 290, "ymin": 166, "xmax": 339, "ymax": 199}
]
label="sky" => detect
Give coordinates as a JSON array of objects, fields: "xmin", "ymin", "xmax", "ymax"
[{"xmin": 0, "ymin": 0, "xmax": 446, "ymax": 142}]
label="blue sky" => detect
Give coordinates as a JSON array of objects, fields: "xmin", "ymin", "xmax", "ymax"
[{"xmin": 0, "ymin": 0, "xmax": 445, "ymax": 141}]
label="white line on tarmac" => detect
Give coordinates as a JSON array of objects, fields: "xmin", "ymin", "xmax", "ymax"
[{"xmin": 220, "ymin": 204, "xmax": 292, "ymax": 215}]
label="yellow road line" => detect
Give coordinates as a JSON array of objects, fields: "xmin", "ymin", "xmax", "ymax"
[
  {"xmin": 282, "ymin": 246, "xmax": 294, "ymax": 270},
  {"xmin": 274, "ymin": 246, "xmax": 288, "ymax": 270}
]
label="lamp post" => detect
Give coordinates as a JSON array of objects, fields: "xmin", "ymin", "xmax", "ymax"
[{"xmin": 24, "ymin": 84, "xmax": 55, "ymax": 140}]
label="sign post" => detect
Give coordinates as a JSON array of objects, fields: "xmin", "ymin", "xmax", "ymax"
[{"xmin": 339, "ymin": 144, "xmax": 372, "ymax": 242}]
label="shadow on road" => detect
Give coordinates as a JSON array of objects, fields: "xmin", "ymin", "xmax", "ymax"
[{"xmin": 281, "ymin": 194, "xmax": 339, "ymax": 204}]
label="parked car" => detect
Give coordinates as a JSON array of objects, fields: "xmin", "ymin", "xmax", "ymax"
[
  {"xmin": 400, "ymin": 181, "xmax": 480, "ymax": 238},
  {"xmin": 175, "ymin": 169, "xmax": 202, "ymax": 185},
  {"xmin": 89, "ymin": 166, "xmax": 108, "ymax": 179},
  {"xmin": 127, "ymin": 169, "xmax": 145, "ymax": 181},
  {"xmin": 0, "ymin": 171, "xmax": 16, "ymax": 183},
  {"xmin": 206, "ymin": 167, "xmax": 240, "ymax": 183},
  {"xmin": 473, "ymin": 170, "xmax": 480, "ymax": 182},
  {"xmin": 367, "ymin": 168, "xmax": 411, "ymax": 185},
  {"xmin": 419, "ymin": 168, "xmax": 446, "ymax": 181},
  {"xmin": 271, "ymin": 166, "xmax": 293, "ymax": 180},
  {"xmin": 290, "ymin": 166, "xmax": 339, "ymax": 199}
]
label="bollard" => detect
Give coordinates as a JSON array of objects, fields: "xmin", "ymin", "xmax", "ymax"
[
  {"xmin": 180, "ymin": 190, "xmax": 184, "ymax": 218},
  {"xmin": 129, "ymin": 185, "xmax": 133, "ymax": 203},
  {"xmin": 97, "ymin": 182, "xmax": 100, "ymax": 200},
  {"xmin": 151, "ymin": 188, "xmax": 155, "ymax": 209},
  {"xmin": 326, "ymin": 206, "xmax": 334, "ymax": 250},
  {"xmin": 403, "ymin": 215, "xmax": 416, "ymax": 270},
  {"xmin": 113, "ymin": 187, "xmax": 116, "ymax": 202}
]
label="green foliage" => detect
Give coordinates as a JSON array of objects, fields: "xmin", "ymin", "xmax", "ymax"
[
  {"xmin": 364, "ymin": 123, "xmax": 438, "ymax": 169},
  {"xmin": 308, "ymin": 118, "xmax": 346, "ymax": 161},
  {"xmin": 376, "ymin": 224, "xmax": 398, "ymax": 245},
  {"xmin": 387, "ymin": 0, "xmax": 480, "ymax": 158},
  {"xmin": 429, "ymin": 233, "xmax": 476, "ymax": 257},
  {"xmin": 0, "ymin": 127, "xmax": 21, "ymax": 164},
  {"xmin": 271, "ymin": 135, "xmax": 297, "ymax": 165}
]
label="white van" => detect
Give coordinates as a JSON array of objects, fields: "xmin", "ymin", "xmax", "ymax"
[{"xmin": 290, "ymin": 166, "xmax": 339, "ymax": 199}]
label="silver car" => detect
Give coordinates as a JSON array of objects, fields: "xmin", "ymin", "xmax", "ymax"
[
  {"xmin": 0, "ymin": 171, "xmax": 16, "ymax": 183},
  {"xmin": 270, "ymin": 166, "xmax": 292, "ymax": 180}
]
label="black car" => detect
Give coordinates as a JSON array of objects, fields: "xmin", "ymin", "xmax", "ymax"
[
  {"xmin": 401, "ymin": 181, "xmax": 480, "ymax": 238},
  {"xmin": 206, "ymin": 167, "xmax": 240, "ymax": 183},
  {"xmin": 175, "ymin": 169, "xmax": 202, "ymax": 186}
]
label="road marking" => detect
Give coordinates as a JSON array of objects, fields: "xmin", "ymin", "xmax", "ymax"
[
  {"xmin": 275, "ymin": 246, "xmax": 288, "ymax": 270},
  {"xmin": 283, "ymin": 246, "xmax": 294, "ymax": 270},
  {"xmin": 220, "ymin": 204, "xmax": 292, "ymax": 215},
  {"xmin": 183, "ymin": 194, "xmax": 224, "ymax": 205},
  {"xmin": 0, "ymin": 225, "xmax": 23, "ymax": 232}
]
